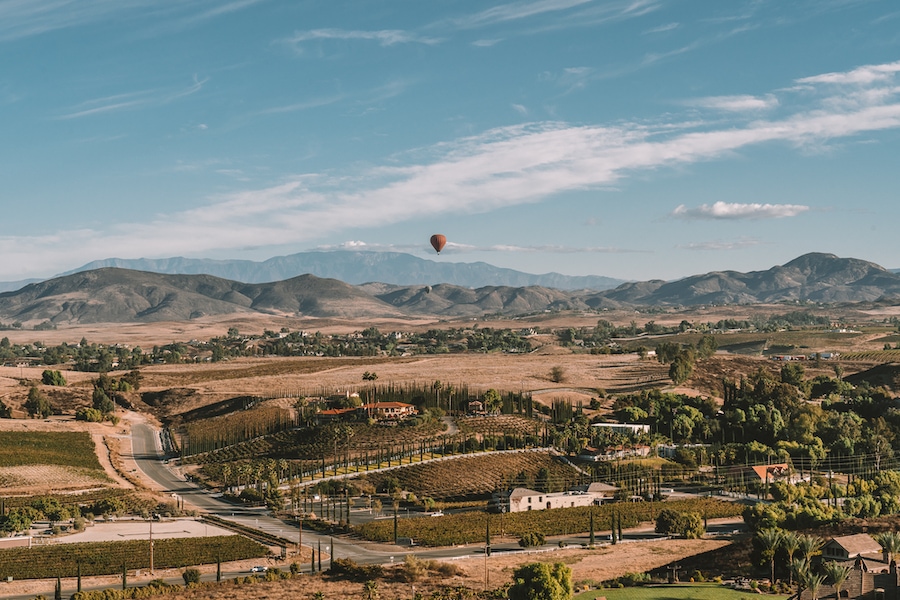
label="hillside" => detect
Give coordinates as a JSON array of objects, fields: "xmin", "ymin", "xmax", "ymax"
[
  {"xmin": 2, "ymin": 253, "xmax": 899, "ymax": 325},
  {"xmin": 0, "ymin": 269, "xmax": 404, "ymax": 324},
  {"xmin": 57, "ymin": 251, "xmax": 625, "ymax": 291},
  {"xmin": 588, "ymin": 253, "xmax": 900, "ymax": 306}
]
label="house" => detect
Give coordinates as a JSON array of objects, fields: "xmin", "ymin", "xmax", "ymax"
[
  {"xmin": 467, "ymin": 400, "xmax": 485, "ymax": 414},
  {"xmin": 591, "ymin": 422, "xmax": 650, "ymax": 435},
  {"xmin": 801, "ymin": 534, "xmax": 897, "ymax": 600},
  {"xmin": 501, "ymin": 487, "xmax": 599, "ymax": 512},
  {"xmin": 369, "ymin": 402, "xmax": 417, "ymax": 421},
  {"xmin": 314, "ymin": 407, "xmax": 358, "ymax": 424},
  {"xmin": 579, "ymin": 444, "xmax": 652, "ymax": 462},
  {"xmin": 822, "ymin": 533, "xmax": 884, "ymax": 561}
]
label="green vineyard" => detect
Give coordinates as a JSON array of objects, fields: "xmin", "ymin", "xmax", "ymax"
[
  {"xmin": 354, "ymin": 498, "xmax": 743, "ymax": 546},
  {"xmin": 0, "ymin": 536, "xmax": 267, "ymax": 580}
]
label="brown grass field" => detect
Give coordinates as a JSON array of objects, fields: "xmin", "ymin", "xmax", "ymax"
[{"xmin": 1, "ymin": 306, "xmax": 899, "ymax": 599}]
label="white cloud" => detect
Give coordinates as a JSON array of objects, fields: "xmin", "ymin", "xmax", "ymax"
[
  {"xmin": 512, "ymin": 103, "xmax": 528, "ymax": 115},
  {"xmin": 671, "ymin": 202, "xmax": 810, "ymax": 220},
  {"xmin": 797, "ymin": 60, "xmax": 900, "ymax": 86},
  {"xmin": 4, "ymin": 59, "xmax": 900, "ymax": 279},
  {"xmin": 472, "ymin": 38, "xmax": 502, "ymax": 47},
  {"xmin": 689, "ymin": 94, "xmax": 779, "ymax": 112}
]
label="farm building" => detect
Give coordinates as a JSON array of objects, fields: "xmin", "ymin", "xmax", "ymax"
[{"xmin": 497, "ymin": 487, "xmax": 602, "ymax": 512}]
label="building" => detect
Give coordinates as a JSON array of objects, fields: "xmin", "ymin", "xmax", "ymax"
[
  {"xmin": 799, "ymin": 534, "xmax": 896, "ymax": 600},
  {"xmin": 502, "ymin": 487, "xmax": 599, "ymax": 512},
  {"xmin": 369, "ymin": 402, "xmax": 417, "ymax": 421},
  {"xmin": 823, "ymin": 534, "xmax": 884, "ymax": 561},
  {"xmin": 591, "ymin": 422, "xmax": 650, "ymax": 435}
]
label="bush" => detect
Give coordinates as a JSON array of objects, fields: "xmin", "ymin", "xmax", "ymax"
[
  {"xmin": 518, "ymin": 532, "xmax": 545, "ymax": 548},
  {"xmin": 75, "ymin": 407, "xmax": 104, "ymax": 423},
  {"xmin": 182, "ymin": 568, "xmax": 201, "ymax": 585},
  {"xmin": 400, "ymin": 555, "xmax": 427, "ymax": 582},
  {"xmin": 613, "ymin": 572, "xmax": 650, "ymax": 587},
  {"xmin": 329, "ymin": 558, "xmax": 384, "ymax": 582}
]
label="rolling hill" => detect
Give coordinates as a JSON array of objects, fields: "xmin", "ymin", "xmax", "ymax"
[
  {"xmin": 56, "ymin": 251, "xmax": 624, "ymax": 291},
  {"xmin": 1, "ymin": 253, "xmax": 898, "ymax": 325}
]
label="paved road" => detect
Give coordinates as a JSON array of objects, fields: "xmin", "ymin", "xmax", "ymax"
[{"xmin": 132, "ymin": 423, "xmax": 393, "ymax": 564}]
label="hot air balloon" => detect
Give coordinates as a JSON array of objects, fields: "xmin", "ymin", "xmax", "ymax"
[{"xmin": 430, "ymin": 234, "xmax": 447, "ymax": 254}]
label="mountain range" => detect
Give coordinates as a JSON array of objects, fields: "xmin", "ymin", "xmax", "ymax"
[
  {"xmin": 0, "ymin": 253, "xmax": 898, "ymax": 325},
  {"xmin": 57, "ymin": 252, "xmax": 623, "ymax": 290}
]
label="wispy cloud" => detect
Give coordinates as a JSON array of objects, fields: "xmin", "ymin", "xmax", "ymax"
[
  {"xmin": 0, "ymin": 0, "xmax": 264, "ymax": 42},
  {"xmin": 281, "ymin": 28, "xmax": 441, "ymax": 53},
  {"xmin": 56, "ymin": 76, "xmax": 208, "ymax": 119},
  {"xmin": 678, "ymin": 238, "xmax": 761, "ymax": 251},
  {"xmin": 688, "ymin": 94, "xmax": 779, "ymax": 112},
  {"xmin": 671, "ymin": 202, "xmax": 810, "ymax": 220},
  {"xmin": 512, "ymin": 104, "xmax": 528, "ymax": 116},
  {"xmin": 257, "ymin": 95, "xmax": 346, "ymax": 115},
  {"xmin": 5, "ymin": 60, "xmax": 900, "ymax": 278},
  {"xmin": 643, "ymin": 22, "xmax": 679, "ymax": 34},
  {"xmin": 449, "ymin": 0, "xmax": 594, "ymax": 29}
]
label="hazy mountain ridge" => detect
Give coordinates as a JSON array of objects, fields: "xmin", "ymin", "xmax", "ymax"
[
  {"xmin": 0, "ymin": 253, "xmax": 898, "ymax": 325},
  {"xmin": 60, "ymin": 251, "xmax": 624, "ymax": 291}
]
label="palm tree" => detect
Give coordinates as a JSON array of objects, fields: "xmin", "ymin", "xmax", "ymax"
[
  {"xmin": 875, "ymin": 531, "xmax": 900, "ymax": 564},
  {"xmin": 798, "ymin": 534, "xmax": 824, "ymax": 562},
  {"xmin": 806, "ymin": 572, "xmax": 825, "ymax": 600},
  {"xmin": 757, "ymin": 528, "xmax": 783, "ymax": 585},
  {"xmin": 822, "ymin": 560, "xmax": 851, "ymax": 600},
  {"xmin": 782, "ymin": 531, "xmax": 801, "ymax": 586},
  {"xmin": 792, "ymin": 557, "xmax": 811, "ymax": 599}
]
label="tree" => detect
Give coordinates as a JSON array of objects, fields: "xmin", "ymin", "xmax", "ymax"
[
  {"xmin": 781, "ymin": 531, "xmax": 801, "ymax": 586},
  {"xmin": 483, "ymin": 389, "xmax": 502, "ymax": 413},
  {"xmin": 669, "ymin": 352, "xmax": 695, "ymax": 385},
  {"xmin": 757, "ymin": 528, "xmax": 783, "ymax": 585},
  {"xmin": 822, "ymin": 561, "xmax": 851, "ymax": 600},
  {"xmin": 696, "ymin": 335, "xmax": 718, "ymax": 359},
  {"xmin": 875, "ymin": 531, "xmax": 900, "ymax": 564},
  {"xmin": 92, "ymin": 388, "xmax": 116, "ymax": 414},
  {"xmin": 655, "ymin": 509, "xmax": 704, "ymax": 539},
  {"xmin": 41, "ymin": 370, "xmax": 66, "ymax": 386},
  {"xmin": 549, "ymin": 366, "xmax": 566, "ymax": 383},
  {"xmin": 24, "ymin": 387, "xmax": 52, "ymax": 418},
  {"xmin": 798, "ymin": 534, "xmax": 824, "ymax": 562},
  {"xmin": 508, "ymin": 562, "xmax": 573, "ymax": 600}
]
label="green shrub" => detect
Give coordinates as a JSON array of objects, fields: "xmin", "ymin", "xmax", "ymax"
[
  {"xmin": 518, "ymin": 532, "xmax": 545, "ymax": 548},
  {"xmin": 182, "ymin": 568, "xmax": 201, "ymax": 585}
]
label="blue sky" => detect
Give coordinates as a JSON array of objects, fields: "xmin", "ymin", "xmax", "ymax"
[{"xmin": 2, "ymin": 0, "xmax": 900, "ymax": 282}]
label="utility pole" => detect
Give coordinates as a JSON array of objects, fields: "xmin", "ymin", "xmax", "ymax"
[{"xmin": 149, "ymin": 517, "xmax": 155, "ymax": 575}]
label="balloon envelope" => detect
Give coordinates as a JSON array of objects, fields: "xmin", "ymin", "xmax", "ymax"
[{"xmin": 430, "ymin": 234, "xmax": 447, "ymax": 254}]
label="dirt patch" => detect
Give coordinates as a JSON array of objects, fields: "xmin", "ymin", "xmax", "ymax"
[{"xmin": 447, "ymin": 538, "xmax": 731, "ymax": 589}]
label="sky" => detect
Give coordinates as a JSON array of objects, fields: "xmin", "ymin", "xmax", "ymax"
[{"xmin": 2, "ymin": 0, "xmax": 900, "ymax": 282}]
